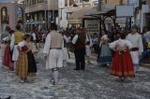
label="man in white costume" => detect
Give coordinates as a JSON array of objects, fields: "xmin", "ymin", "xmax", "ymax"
[
  {"xmin": 85, "ymin": 33, "xmax": 93, "ymax": 64},
  {"xmin": 62, "ymin": 33, "xmax": 70, "ymax": 67},
  {"xmin": 43, "ymin": 23, "xmax": 64, "ymax": 85},
  {"xmin": 126, "ymin": 25, "xmax": 143, "ymax": 72},
  {"xmin": 10, "ymin": 25, "xmax": 24, "ymax": 70}
]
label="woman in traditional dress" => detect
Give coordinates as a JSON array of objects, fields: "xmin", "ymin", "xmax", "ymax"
[
  {"xmin": 3, "ymin": 30, "xmax": 14, "ymax": 70},
  {"xmin": 97, "ymin": 29, "xmax": 112, "ymax": 66},
  {"xmin": 109, "ymin": 34, "xmax": 135, "ymax": 81},
  {"xmin": 16, "ymin": 34, "xmax": 37, "ymax": 82},
  {"xmin": 1, "ymin": 37, "xmax": 8, "ymax": 67}
]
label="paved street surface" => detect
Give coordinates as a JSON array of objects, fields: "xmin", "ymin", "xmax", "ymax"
[{"xmin": 0, "ymin": 49, "xmax": 150, "ymax": 99}]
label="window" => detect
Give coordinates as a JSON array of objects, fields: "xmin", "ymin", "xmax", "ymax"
[
  {"xmin": 1, "ymin": 7, "xmax": 8, "ymax": 24},
  {"xmin": 17, "ymin": 7, "xmax": 24, "ymax": 24},
  {"xmin": 37, "ymin": 0, "xmax": 44, "ymax": 3}
]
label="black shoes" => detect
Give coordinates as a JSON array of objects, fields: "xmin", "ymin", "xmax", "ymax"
[
  {"xmin": 73, "ymin": 68, "xmax": 80, "ymax": 70},
  {"xmin": 73, "ymin": 68, "xmax": 85, "ymax": 71},
  {"xmin": 0, "ymin": 96, "xmax": 11, "ymax": 99}
]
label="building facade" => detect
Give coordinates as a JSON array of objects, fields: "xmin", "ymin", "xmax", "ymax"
[
  {"xmin": 58, "ymin": 0, "xmax": 129, "ymax": 29},
  {"xmin": 21, "ymin": 0, "xmax": 58, "ymax": 31},
  {"xmin": 58, "ymin": 0, "xmax": 98, "ymax": 28}
]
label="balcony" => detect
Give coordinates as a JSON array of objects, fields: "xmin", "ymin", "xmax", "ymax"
[
  {"xmin": 25, "ymin": 0, "xmax": 58, "ymax": 13},
  {"xmin": 25, "ymin": 2, "xmax": 47, "ymax": 13}
]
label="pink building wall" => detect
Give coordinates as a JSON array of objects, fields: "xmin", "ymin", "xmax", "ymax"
[{"xmin": 0, "ymin": 3, "xmax": 24, "ymax": 33}]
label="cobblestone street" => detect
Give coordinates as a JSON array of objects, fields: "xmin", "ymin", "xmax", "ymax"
[{"xmin": 0, "ymin": 49, "xmax": 150, "ymax": 99}]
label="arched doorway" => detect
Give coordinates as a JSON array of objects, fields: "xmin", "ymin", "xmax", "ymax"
[
  {"xmin": 17, "ymin": 7, "xmax": 24, "ymax": 30},
  {"xmin": 1, "ymin": 7, "xmax": 9, "ymax": 33}
]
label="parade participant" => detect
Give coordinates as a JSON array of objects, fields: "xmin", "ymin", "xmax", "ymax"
[
  {"xmin": 72, "ymin": 27, "xmax": 88, "ymax": 70},
  {"xmin": 43, "ymin": 23, "xmax": 64, "ymax": 85},
  {"xmin": 0, "ymin": 40, "xmax": 6, "ymax": 67},
  {"xmin": 16, "ymin": 34, "xmax": 37, "ymax": 82},
  {"xmin": 97, "ymin": 29, "xmax": 112, "ymax": 66},
  {"xmin": 109, "ymin": 34, "xmax": 135, "ymax": 81},
  {"xmin": 61, "ymin": 31, "xmax": 70, "ymax": 67},
  {"xmin": 2, "ymin": 30, "xmax": 14, "ymax": 69},
  {"xmin": 30, "ymin": 31, "xmax": 39, "ymax": 64},
  {"xmin": 0, "ymin": 26, "xmax": 11, "ymax": 67},
  {"xmin": 126, "ymin": 25, "xmax": 143, "ymax": 72},
  {"xmin": 85, "ymin": 32, "xmax": 93, "ymax": 64},
  {"xmin": 10, "ymin": 25, "xmax": 24, "ymax": 70}
]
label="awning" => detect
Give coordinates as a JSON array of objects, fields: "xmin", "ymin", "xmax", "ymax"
[
  {"xmin": 85, "ymin": 4, "xmax": 115, "ymax": 17},
  {"xmin": 68, "ymin": 19, "xmax": 82, "ymax": 24},
  {"xmin": 68, "ymin": 7, "xmax": 93, "ymax": 20}
]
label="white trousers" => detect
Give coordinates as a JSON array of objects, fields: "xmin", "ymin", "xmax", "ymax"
[
  {"xmin": 46, "ymin": 49, "xmax": 63, "ymax": 69},
  {"xmin": 130, "ymin": 51, "xmax": 140, "ymax": 72}
]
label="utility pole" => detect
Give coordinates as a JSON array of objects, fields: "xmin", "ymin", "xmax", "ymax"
[
  {"xmin": 44, "ymin": 0, "xmax": 47, "ymax": 30},
  {"xmin": 98, "ymin": 0, "xmax": 102, "ymax": 11}
]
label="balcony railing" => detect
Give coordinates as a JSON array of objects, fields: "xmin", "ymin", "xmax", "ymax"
[{"xmin": 25, "ymin": 1, "xmax": 58, "ymax": 13}]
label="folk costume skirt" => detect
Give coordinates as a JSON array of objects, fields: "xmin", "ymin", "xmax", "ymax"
[
  {"xmin": 27, "ymin": 50, "xmax": 37, "ymax": 76},
  {"xmin": 3, "ymin": 45, "xmax": 13, "ymax": 69},
  {"xmin": 97, "ymin": 44, "xmax": 112, "ymax": 65},
  {"xmin": 110, "ymin": 51, "xmax": 135, "ymax": 77},
  {"xmin": 16, "ymin": 52, "xmax": 28, "ymax": 79}
]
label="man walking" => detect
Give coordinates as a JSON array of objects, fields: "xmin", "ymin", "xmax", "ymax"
[
  {"xmin": 126, "ymin": 25, "xmax": 143, "ymax": 73},
  {"xmin": 72, "ymin": 28, "xmax": 89, "ymax": 70},
  {"xmin": 43, "ymin": 23, "xmax": 64, "ymax": 85}
]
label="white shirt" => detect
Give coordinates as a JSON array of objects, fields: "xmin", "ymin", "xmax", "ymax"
[
  {"xmin": 72, "ymin": 34, "xmax": 89, "ymax": 44},
  {"xmin": 126, "ymin": 33, "xmax": 143, "ymax": 53},
  {"xmin": 32, "ymin": 33, "xmax": 36, "ymax": 41},
  {"xmin": 43, "ymin": 33, "xmax": 64, "ymax": 55},
  {"xmin": 64, "ymin": 35, "xmax": 71, "ymax": 43},
  {"xmin": 109, "ymin": 39, "xmax": 132, "ymax": 50},
  {"xmin": 10, "ymin": 34, "xmax": 15, "ymax": 50}
]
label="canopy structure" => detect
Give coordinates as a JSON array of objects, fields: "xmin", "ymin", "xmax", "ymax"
[
  {"xmin": 84, "ymin": 5, "xmax": 117, "ymax": 31},
  {"xmin": 69, "ymin": 7, "xmax": 93, "ymax": 20},
  {"xmin": 0, "ymin": 0, "xmax": 18, "ymax": 3},
  {"xmin": 68, "ymin": 7, "xmax": 94, "ymax": 24}
]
